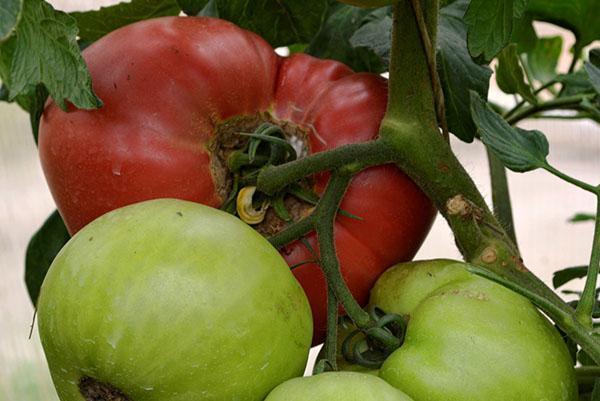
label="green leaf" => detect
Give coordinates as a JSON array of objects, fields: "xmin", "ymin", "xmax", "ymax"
[
  {"xmin": 18, "ymin": 83, "xmax": 48, "ymax": 143},
  {"xmin": 526, "ymin": 36, "xmax": 562, "ymax": 83},
  {"xmin": 177, "ymin": 0, "xmax": 328, "ymax": 47},
  {"xmin": 437, "ymin": 0, "xmax": 491, "ymax": 142},
  {"xmin": 511, "ymin": 13, "xmax": 537, "ymax": 53},
  {"xmin": 569, "ymin": 213, "xmax": 597, "ymax": 223},
  {"xmin": 306, "ymin": 4, "xmax": 386, "ymax": 73},
  {"xmin": 71, "ymin": 0, "xmax": 180, "ymax": 43},
  {"xmin": 495, "ymin": 43, "xmax": 536, "ymax": 104},
  {"xmin": 552, "ymin": 265, "xmax": 588, "ymax": 288},
  {"xmin": 25, "ymin": 210, "xmax": 70, "ymax": 304},
  {"xmin": 0, "ymin": 0, "xmax": 101, "ymax": 110},
  {"xmin": 584, "ymin": 61, "xmax": 600, "ymax": 95},
  {"xmin": 557, "ymin": 70, "xmax": 596, "ymax": 97},
  {"xmin": 470, "ymin": 91, "xmax": 549, "ymax": 172},
  {"xmin": 464, "ymin": 0, "xmax": 521, "ymax": 62},
  {"xmin": 349, "ymin": 11, "xmax": 392, "ymax": 65},
  {"xmin": 527, "ymin": 0, "xmax": 600, "ymax": 48},
  {"xmin": 0, "ymin": 0, "xmax": 22, "ymax": 42}
]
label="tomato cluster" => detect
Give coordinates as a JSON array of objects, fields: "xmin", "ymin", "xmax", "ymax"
[
  {"xmin": 35, "ymin": 16, "xmax": 577, "ymax": 401},
  {"xmin": 39, "ymin": 16, "xmax": 435, "ymax": 344}
]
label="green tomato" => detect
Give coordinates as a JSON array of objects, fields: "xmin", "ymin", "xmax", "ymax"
[
  {"xmin": 337, "ymin": 0, "xmax": 394, "ymax": 7},
  {"xmin": 37, "ymin": 199, "xmax": 312, "ymax": 401},
  {"xmin": 264, "ymin": 372, "xmax": 414, "ymax": 401},
  {"xmin": 374, "ymin": 260, "xmax": 578, "ymax": 401}
]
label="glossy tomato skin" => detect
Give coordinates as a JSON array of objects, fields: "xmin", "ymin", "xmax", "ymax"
[
  {"xmin": 39, "ymin": 17, "xmax": 436, "ymax": 344},
  {"xmin": 37, "ymin": 199, "xmax": 312, "ymax": 401},
  {"xmin": 264, "ymin": 372, "xmax": 414, "ymax": 401},
  {"xmin": 373, "ymin": 260, "xmax": 578, "ymax": 401}
]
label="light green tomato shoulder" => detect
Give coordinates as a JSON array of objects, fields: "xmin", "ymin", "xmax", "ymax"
[
  {"xmin": 265, "ymin": 372, "xmax": 414, "ymax": 401},
  {"xmin": 380, "ymin": 277, "xmax": 578, "ymax": 401},
  {"xmin": 370, "ymin": 259, "xmax": 471, "ymax": 315}
]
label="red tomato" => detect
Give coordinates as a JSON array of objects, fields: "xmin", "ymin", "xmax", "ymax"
[{"xmin": 39, "ymin": 17, "xmax": 435, "ymax": 343}]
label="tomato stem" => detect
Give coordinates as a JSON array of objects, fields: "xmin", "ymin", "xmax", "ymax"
[
  {"xmin": 380, "ymin": 0, "xmax": 600, "ymax": 362},
  {"xmin": 486, "ymin": 149, "xmax": 518, "ymax": 246},
  {"xmin": 314, "ymin": 172, "xmax": 372, "ymax": 328},
  {"xmin": 268, "ymin": 215, "xmax": 315, "ymax": 248},
  {"xmin": 256, "ymin": 140, "xmax": 394, "ymax": 196},
  {"xmin": 319, "ymin": 284, "xmax": 339, "ymax": 372},
  {"xmin": 575, "ymin": 194, "xmax": 600, "ymax": 327}
]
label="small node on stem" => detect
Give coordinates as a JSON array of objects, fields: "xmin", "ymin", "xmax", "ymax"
[
  {"xmin": 236, "ymin": 186, "xmax": 268, "ymax": 224},
  {"xmin": 481, "ymin": 246, "xmax": 498, "ymax": 264},
  {"xmin": 79, "ymin": 376, "xmax": 130, "ymax": 401}
]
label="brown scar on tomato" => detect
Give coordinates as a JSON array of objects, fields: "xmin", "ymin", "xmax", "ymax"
[
  {"xmin": 207, "ymin": 113, "xmax": 314, "ymax": 236},
  {"xmin": 79, "ymin": 376, "xmax": 130, "ymax": 401}
]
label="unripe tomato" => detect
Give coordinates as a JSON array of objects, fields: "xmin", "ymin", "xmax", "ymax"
[
  {"xmin": 264, "ymin": 372, "xmax": 414, "ymax": 401},
  {"xmin": 374, "ymin": 260, "xmax": 578, "ymax": 401},
  {"xmin": 38, "ymin": 17, "xmax": 436, "ymax": 344},
  {"xmin": 37, "ymin": 199, "xmax": 312, "ymax": 401}
]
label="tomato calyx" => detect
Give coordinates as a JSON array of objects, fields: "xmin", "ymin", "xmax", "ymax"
[
  {"xmin": 341, "ymin": 308, "xmax": 407, "ymax": 369},
  {"xmin": 216, "ymin": 121, "xmax": 316, "ymax": 235},
  {"xmin": 79, "ymin": 376, "xmax": 130, "ymax": 401}
]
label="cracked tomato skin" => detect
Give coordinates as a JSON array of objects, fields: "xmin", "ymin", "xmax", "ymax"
[{"xmin": 39, "ymin": 16, "xmax": 436, "ymax": 344}]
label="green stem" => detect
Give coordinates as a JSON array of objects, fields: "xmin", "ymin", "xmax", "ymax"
[
  {"xmin": 543, "ymin": 164, "xmax": 598, "ymax": 194},
  {"xmin": 385, "ymin": 0, "xmax": 438, "ymax": 127},
  {"xmin": 323, "ymin": 284, "xmax": 339, "ymax": 370},
  {"xmin": 486, "ymin": 149, "xmax": 518, "ymax": 245},
  {"xmin": 503, "ymin": 80, "xmax": 558, "ymax": 120},
  {"xmin": 506, "ymin": 94, "xmax": 591, "ymax": 125},
  {"xmin": 257, "ymin": 140, "xmax": 393, "ymax": 196},
  {"xmin": 381, "ymin": 0, "xmax": 600, "ymax": 363},
  {"xmin": 577, "ymin": 366, "xmax": 600, "ymax": 382},
  {"xmin": 576, "ymin": 195, "xmax": 600, "ymax": 326},
  {"xmin": 268, "ymin": 215, "xmax": 315, "ymax": 249},
  {"xmin": 315, "ymin": 172, "xmax": 371, "ymax": 328}
]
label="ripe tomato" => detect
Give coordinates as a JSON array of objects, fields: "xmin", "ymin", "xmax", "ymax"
[
  {"xmin": 264, "ymin": 372, "xmax": 414, "ymax": 401},
  {"xmin": 38, "ymin": 17, "xmax": 435, "ymax": 343},
  {"xmin": 373, "ymin": 260, "xmax": 578, "ymax": 401},
  {"xmin": 37, "ymin": 199, "xmax": 312, "ymax": 401}
]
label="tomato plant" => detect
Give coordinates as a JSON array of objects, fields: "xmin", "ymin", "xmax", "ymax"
[
  {"xmin": 38, "ymin": 16, "xmax": 435, "ymax": 343},
  {"xmin": 37, "ymin": 199, "xmax": 312, "ymax": 401},
  {"xmin": 2, "ymin": 0, "xmax": 600, "ymax": 400},
  {"xmin": 372, "ymin": 260, "xmax": 578, "ymax": 401},
  {"xmin": 264, "ymin": 371, "xmax": 413, "ymax": 401}
]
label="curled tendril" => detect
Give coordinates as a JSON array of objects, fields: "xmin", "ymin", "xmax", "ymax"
[{"xmin": 341, "ymin": 308, "xmax": 407, "ymax": 369}]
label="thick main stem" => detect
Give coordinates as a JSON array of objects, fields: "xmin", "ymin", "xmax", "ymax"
[{"xmin": 381, "ymin": 0, "xmax": 600, "ymax": 362}]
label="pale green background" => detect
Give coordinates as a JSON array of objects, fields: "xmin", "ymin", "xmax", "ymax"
[{"xmin": 0, "ymin": 1, "xmax": 598, "ymax": 401}]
